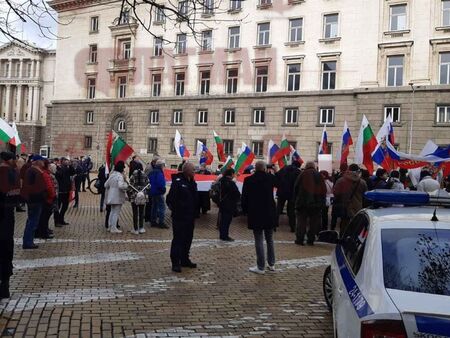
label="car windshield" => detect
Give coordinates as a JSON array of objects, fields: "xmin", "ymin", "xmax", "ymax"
[{"xmin": 382, "ymin": 228, "xmax": 450, "ymax": 296}]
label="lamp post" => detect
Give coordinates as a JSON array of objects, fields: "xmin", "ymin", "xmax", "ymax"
[{"xmin": 408, "ymin": 82, "xmax": 416, "ymax": 154}]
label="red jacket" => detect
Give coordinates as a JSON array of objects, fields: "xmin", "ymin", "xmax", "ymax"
[{"xmin": 42, "ymin": 169, "xmax": 56, "ymax": 204}]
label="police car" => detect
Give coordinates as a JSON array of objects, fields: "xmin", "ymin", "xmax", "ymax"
[{"xmin": 320, "ymin": 190, "xmax": 450, "ymax": 338}]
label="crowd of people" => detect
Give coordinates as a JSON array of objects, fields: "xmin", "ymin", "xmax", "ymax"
[{"xmin": 1, "ymin": 148, "xmax": 450, "ymax": 298}]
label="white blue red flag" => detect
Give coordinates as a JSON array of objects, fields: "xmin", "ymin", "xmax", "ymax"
[
  {"xmin": 337, "ymin": 120, "xmax": 353, "ymax": 165},
  {"xmin": 174, "ymin": 130, "xmax": 190, "ymax": 159},
  {"xmin": 319, "ymin": 126, "xmax": 329, "ymax": 155},
  {"xmin": 196, "ymin": 140, "xmax": 213, "ymax": 165}
]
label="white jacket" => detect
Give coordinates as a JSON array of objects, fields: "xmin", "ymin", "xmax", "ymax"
[
  {"xmin": 105, "ymin": 171, "xmax": 128, "ymax": 205},
  {"xmin": 417, "ymin": 176, "xmax": 440, "ymax": 193}
]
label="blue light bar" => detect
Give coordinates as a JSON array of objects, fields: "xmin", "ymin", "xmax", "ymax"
[{"xmin": 365, "ymin": 190, "xmax": 450, "ymax": 207}]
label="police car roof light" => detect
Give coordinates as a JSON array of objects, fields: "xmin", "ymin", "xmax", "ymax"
[{"xmin": 365, "ymin": 190, "xmax": 450, "ymax": 207}]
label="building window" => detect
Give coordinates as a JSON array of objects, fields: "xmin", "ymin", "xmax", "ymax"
[
  {"xmin": 122, "ymin": 41, "xmax": 131, "ymax": 59},
  {"xmin": 175, "ymin": 72, "xmax": 185, "ymax": 96},
  {"xmin": 289, "ymin": 18, "xmax": 303, "ymax": 42},
  {"xmin": 253, "ymin": 108, "xmax": 265, "ymax": 125},
  {"xmin": 90, "ymin": 16, "xmax": 99, "ymax": 32},
  {"xmin": 224, "ymin": 109, "xmax": 235, "ymax": 125},
  {"xmin": 89, "ymin": 44, "xmax": 97, "ymax": 63},
  {"xmin": 257, "ymin": 22, "xmax": 270, "ymax": 46},
  {"xmin": 203, "ymin": 0, "xmax": 214, "ymax": 14},
  {"xmin": 284, "ymin": 108, "xmax": 298, "ymax": 125},
  {"xmin": 384, "ymin": 106, "xmax": 401, "ymax": 123},
  {"xmin": 118, "ymin": 76, "xmax": 127, "ymax": 98},
  {"xmin": 444, "ymin": 0, "xmax": 450, "ymax": 26},
  {"xmin": 198, "ymin": 110, "xmax": 208, "ymax": 124},
  {"xmin": 321, "ymin": 61, "xmax": 336, "ymax": 90},
  {"xmin": 259, "ymin": 0, "xmax": 272, "ymax": 5},
  {"xmin": 436, "ymin": 106, "xmax": 450, "ymax": 123},
  {"xmin": 201, "ymin": 30, "xmax": 213, "ymax": 51},
  {"xmin": 148, "ymin": 138, "xmax": 158, "ymax": 153},
  {"xmin": 226, "ymin": 68, "xmax": 238, "ymax": 94},
  {"xmin": 288, "ymin": 141, "xmax": 297, "ymax": 149},
  {"xmin": 252, "ymin": 141, "xmax": 264, "ymax": 158},
  {"xmin": 178, "ymin": 0, "xmax": 188, "ymax": 15},
  {"xmin": 439, "ymin": 52, "xmax": 450, "ymax": 85},
  {"xmin": 152, "ymin": 73, "xmax": 161, "ymax": 96},
  {"xmin": 87, "ymin": 78, "xmax": 96, "ymax": 99},
  {"xmin": 155, "ymin": 7, "xmax": 165, "ymax": 23},
  {"xmin": 287, "ymin": 64, "xmax": 301, "ymax": 91},
  {"xmin": 199, "ymin": 70, "xmax": 210, "ymax": 95},
  {"xmin": 84, "ymin": 136, "xmax": 93, "ymax": 149},
  {"xmin": 223, "ymin": 139, "xmax": 234, "ymax": 155},
  {"xmin": 86, "ymin": 111, "xmax": 94, "ymax": 124},
  {"xmin": 319, "ymin": 108, "xmax": 335, "ymax": 125},
  {"xmin": 229, "ymin": 0, "xmax": 241, "ymax": 11},
  {"xmin": 228, "ymin": 27, "xmax": 240, "ymax": 49},
  {"xmin": 173, "ymin": 110, "xmax": 183, "ymax": 124},
  {"xmin": 387, "ymin": 55, "xmax": 404, "ymax": 87},
  {"xmin": 149, "ymin": 110, "xmax": 159, "ymax": 125},
  {"xmin": 154, "ymin": 37, "xmax": 163, "ymax": 56},
  {"xmin": 176, "ymin": 34, "xmax": 187, "ymax": 54},
  {"xmin": 117, "ymin": 120, "xmax": 126, "ymax": 132},
  {"xmin": 389, "ymin": 4, "xmax": 407, "ymax": 31},
  {"xmin": 323, "ymin": 13, "xmax": 339, "ymax": 39},
  {"xmin": 317, "ymin": 142, "xmax": 333, "ymax": 156},
  {"xmin": 119, "ymin": 8, "xmax": 130, "ymax": 25},
  {"xmin": 255, "ymin": 66, "xmax": 268, "ymax": 92}
]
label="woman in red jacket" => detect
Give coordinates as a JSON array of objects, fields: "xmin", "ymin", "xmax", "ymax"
[{"xmin": 36, "ymin": 160, "xmax": 57, "ymax": 239}]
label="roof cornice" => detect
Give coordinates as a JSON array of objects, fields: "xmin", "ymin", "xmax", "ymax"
[
  {"xmin": 0, "ymin": 41, "xmax": 51, "ymax": 55},
  {"xmin": 48, "ymin": 0, "xmax": 117, "ymax": 12}
]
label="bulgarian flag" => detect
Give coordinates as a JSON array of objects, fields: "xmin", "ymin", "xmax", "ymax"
[
  {"xmin": 0, "ymin": 118, "xmax": 15, "ymax": 144},
  {"xmin": 355, "ymin": 115, "xmax": 377, "ymax": 174},
  {"xmin": 234, "ymin": 143, "xmax": 255, "ymax": 174},
  {"xmin": 271, "ymin": 134, "xmax": 290, "ymax": 165},
  {"xmin": 213, "ymin": 130, "xmax": 226, "ymax": 162},
  {"xmin": 220, "ymin": 156, "xmax": 234, "ymax": 174},
  {"xmin": 105, "ymin": 130, "xmax": 134, "ymax": 173},
  {"xmin": 10, "ymin": 122, "xmax": 25, "ymax": 153}
]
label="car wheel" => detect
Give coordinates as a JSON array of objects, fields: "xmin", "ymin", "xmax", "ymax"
[{"xmin": 323, "ymin": 265, "xmax": 333, "ymax": 312}]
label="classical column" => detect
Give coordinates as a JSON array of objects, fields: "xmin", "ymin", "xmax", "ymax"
[
  {"xmin": 27, "ymin": 85, "xmax": 33, "ymax": 121},
  {"xmin": 19, "ymin": 60, "xmax": 23, "ymax": 78},
  {"xmin": 4, "ymin": 85, "xmax": 11, "ymax": 121},
  {"xmin": 30, "ymin": 60, "xmax": 35, "ymax": 78},
  {"xmin": 32, "ymin": 86, "xmax": 40, "ymax": 122},
  {"xmin": 8, "ymin": 59, "xmax": 12, "ymax": 78},
  {"xmin": 16, "ymin": 85, "xmax": 23, "ymax": 122},
  {"xmin": 36, "ymin": 60, "xmax": 41, "ymax": 78}
]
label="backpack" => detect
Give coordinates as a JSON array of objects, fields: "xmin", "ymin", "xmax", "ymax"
[
  {"xmin": 135, "ymin": 191, "xmax": 147, "ymax": 205},
  {"xmin": 209, "ymin": 180, "xmax": 221, "ymax": 205}
]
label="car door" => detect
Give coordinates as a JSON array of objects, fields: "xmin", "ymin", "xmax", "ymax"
[{"xmin": 334, "ymin": 213, "xmax": 371, "ymax": 338}]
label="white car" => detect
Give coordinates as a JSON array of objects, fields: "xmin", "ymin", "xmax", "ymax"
[{"xmin": 321, "ymin": 190, "xmax": 450, "ymax": 338}]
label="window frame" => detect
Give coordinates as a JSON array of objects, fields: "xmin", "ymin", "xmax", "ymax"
[
  {"xmin": 252, "ymin": 141, "xmax": 264, "ymax": 158},
  {"xmin": 147, "ymin": 137, "xmax": 158, "ymax": 153},
  {"xmin": 149, "ymin": 110, "xmax": 160, "ymax": 125},
  {"xmin": 323, "ymin": 13, "xmax": 339, "ymax": 39},
  {"xmin": 439, "ymin": 52, "xmax": 450, "ymax": 85},
  {"xmin": 122, "ymin": 41, "xmax": 131, "ymax": 60},
  {"xmin": 173, "ymin": 110, "xmax": 183, "ymax": 125},
  {"xmin": 197, "ymin": 110, "xmax": 208, "ymax": 125},
  {"xmin": 201, "ymin": 30, "xmax": 213, "ymax": 51},
  {"xmin": 252, "ymin": 108, "xmax": 266, "ymax": 125},
  {"xmin": 154, "ymin": 7, "xmax": 165, "ymax": 23},
  {"xmin": 178, "ymin": 0, "xmax": 188, "ymax": 15},
  {"xmin": 384, "ymin": 106, "xmax": 401, "ymax": 123},
  {"xmin": 287, "ymin": 63, "xmax": 301, "ymax": 91},
  {"xmin": 84, "ymin": 136, "xmax": 93, "ymax": 149},
  {"xmin": 321, "ymin": 61, "xmax": 337, "ymax": 90},
  {"xmin": 154, "ymin": 36, "xmax": 163, "ymax": 56},
  {"xmin": 85, "ymin": 111, "xmax": 94, "ymax": 125},
  {"xmin": 90, "ymin": 16, "xmax": 99, "ymax": 33},
  {"xmin": 176, "ymin": 34, "xmax": 187, "ymax": 54},
  {"xmin": 284, "ymin": 108, "xmax": 299, "ymax": 125},
  {"xmin": 229, "ymin": 0, "xmax": 242, "ymax": 11},
  {"xmin": 203, "ymin": 0, "xmax": 214, "ymax": 14},
  {"xmin": 117, "ymin": 76, "xmax": 127, "ymax": 98},
  {"xmin": 223, "ymin": 139, "xmax": 234, "ymax": 155},
  {"xmin": 444, "ymin": 0, "xmax": 450, "ymax": 26},
  {"xmin": 199, "ymin": 70, "xmax": 211, "ymax": 95},
  {"xmin": 436, "ymin": 105, "xmax": 450, "ymax": 124},
  {"xmin": 389, "ymin": 4, "xmax": 407, "ymax": 31},
  {"xmin": 224, "ymin": 109, "xmax": 236, "ymax": 125},
  {"xmin": 175, "ymin": 72, "xmax": 185, "ymax": 96},
  {"xmin": 387, "ymin": 55, "xmax": 404, "ymax": 87},
  {"xmin": 87, "ymin": 78, "xmax": 96, "ymax": 99},
  {"xmin": 152, "ymin": 73, "xmax": 162, "ymax": 97},
  {"xmin": 228, "ymin": 26, "xmax": 241, "ymax": 49},
  {"xmin": 117, "ymin": 120, "xmax": 126, "ymax": 132},
  {"xmin": 257, "ymin": 22, "xmax": 271, "ymax": 46},
  {"xmin": 89, "ymin": 44, "xmax": 98, "ymax": 63},
  {"xmin": 255, "ymin": 65, "xmax": 269, "ymax": 93},
  {"xmin": 319, "ymin": 107, "xmax": 335, "ymax": 126},
  {"xmin": 226, "ymin": 68, "xmax": 238, "ymax": 94},
  {"xmin": 289, "ymin": 18, "xmax": 303, "ymax": 43}
]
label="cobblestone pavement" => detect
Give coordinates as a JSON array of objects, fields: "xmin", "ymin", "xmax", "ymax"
[{"xmin": 1, "ymin": 191, "xmax": 334, "ymax": 338}]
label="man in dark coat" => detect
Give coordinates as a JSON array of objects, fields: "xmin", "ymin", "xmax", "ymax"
[
  {"xmin": 294, "ymin": 161, "xmax": 327, "ymax": 246},
  {"xmin": 275, "ymin": 161, "xmax": 301, "ymax": 232},
  {"xmin": 166, "ymin": 162, "xmax": 199, "ymax": 273},
  {"xmin": 241, "ymin": 160, "xmax": 277, "ymax": 274},
  {"xmin": 0, "ymin": 152, "xmax": 21, "ymax": 299},
  {"xmin": 55, "ymin": 157, "xmax": 75, "ymax": 226},
  {"xmin": 218, "ymin": 168, "xmax": 241, "ymax": 241}
]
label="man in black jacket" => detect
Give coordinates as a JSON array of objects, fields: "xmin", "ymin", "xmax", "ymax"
[
  {"xmin": 55, "ymin": 158, "xmax": 75, "ymax": 226},
  {"xmin": 241, "ymin": 161, "xmax": 277, "ymax": 274},
  {"xmin": 218, "ymin": 168, "xmax": 241, "ymax": 241},
  {"xmin": 275, "ymin": 161, "xmax": 301, "ymax": 232},
  {"xmin": 166, "ymin": 162, "xmax": 199, "ymax": 273}
]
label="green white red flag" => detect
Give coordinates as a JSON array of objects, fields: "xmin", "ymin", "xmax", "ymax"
[
  {"xmin": 355, "ymin": 115, "xmax": 378, "ymax": 174},
  {"xmin": 105, "ymin": 130, "xmax": 134, "ymax": 173},
  {"xmin": 234, "ymin": 143, "xmax": 255, "ymax": 174},
  {"xmin": 0, "ymin": 118, "xmax": 15, "ymax": 143},
  {"xmin": 220, "ymin": 156, "xmax": 234, "ymax": 174},
  {"xmin": 213, "ymin": 130, "xmax": 226, "ymax": 162},
  {"xmin": 271, "ymin": 134, "xmax": 290, "ymax": 165},
  {"xmin": 10, "ymin": 122, "xmax": 25, "ymax": 153}
]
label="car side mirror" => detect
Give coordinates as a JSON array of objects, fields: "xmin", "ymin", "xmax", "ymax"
[{"xmin": 318, "ymin": 230, "xmax": 339, "ymax": 244}]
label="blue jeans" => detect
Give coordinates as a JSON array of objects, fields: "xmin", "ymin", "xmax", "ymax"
[
  {"xmin": 23, "ymin": 203, "xmax": 43, "ymax": 247},
  {"xmin": 151, "ymin": 195, "xmax": 166, "ymax": 224},
  {"xmin": 219, "ymin": 210, "xmax": 233, "ymax": 239},
  {"xmin": 253, "ymin": 229, "xmax": 275, "ymax": 270}
]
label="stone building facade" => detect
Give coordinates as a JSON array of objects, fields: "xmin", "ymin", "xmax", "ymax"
[
  {"xmin": 0, "ymin": 42, "xmax": 55, "ymax": 153},
  {"xmin": 47, "ymin": 0, "xmax": 450, "ymax": 167}
]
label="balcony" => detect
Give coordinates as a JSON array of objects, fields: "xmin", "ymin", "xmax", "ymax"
[
  {"xmin": 108, "ymin": 58, "xmax": 136, "ymax": 72},
  {"xmin": 109, "ymin": 17, "xmax": 138, "ymax": 36}
]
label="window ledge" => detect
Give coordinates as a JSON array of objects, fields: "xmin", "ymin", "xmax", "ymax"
[
  {"xmin": 257, "ymin": 3, "xmax": 273, "ymax": 9},
  {"xmin": 250, "ymin": 123, "xmax": 266, "ymax": 127},
  {"xmin": 384, "ymin": 29, "xmax": 410, "ymax": 37},
  {"xmin": 253, "ymin": 44, "xmax": 272, "ymax": 49},
  {"xmin": 89, "ymin": 31, "xmax": 99, "ymax": 35},
  {"xmin": 174, "ymin": 53, "xmax": 188, "ymax": 57},
  {"xmin": 171, "ymin": 123, "xmax": 184, "ymax": 126},
  {"xmin": 222, "ymin": 123, "xmax": 236, "ymax": 126},
  {"xmin": 149, "ymin": 123, "xmax": 160, "ymax": 126},
  {"xmin": 284, "ymin": 41, "xmax": 305, "ymax": 47},
  {"xmin": 198, "ymin": 50, "xmax": 214, "ymax": 55},
  {"xmin": 151, "ymin": 55, "xmax": 164, "ymax": 59},
  {"xmin": 201, "ymin": 13, "xmax": 214, "ymax": 18},
  {"xmin": 195, "ymin": 123, "xmax": 209, "ymax": 126},
  {"xmin": 227, "ymin": 8, "xmax": 242, "ymax": 14},
  {"xmin": 282, "ymin": 123, "xmax": 299, "ymax": 127},
  {"xmin": 153, "ymin": 21, "xmax": 165, "ymax": 26},
  {"xmin": 433, "ymin": 123, "xmax": 450, "ymax": 127},
  {"xmin": 435, "ymin": 26, "xmax": 450, "ymax": 32},
  {"xmin": 86, "ymin": 62, "xmax": 98, "ymax": 65},
  {"xmin": 316, "ymin": 124, "xmax": 335, "ymax": 127},
  {"xmin": 288, "ymin": 0, "xmax": 305, "ymax": 4},
  {"xmin": 225, "ymin": 48, "xmax": 242, "ymax": 53},
  {"xmin": 319, "ymin": 37, "xmax": 341, "ymax": 43}
]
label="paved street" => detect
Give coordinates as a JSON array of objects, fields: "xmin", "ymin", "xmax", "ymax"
[{"xmin": 1, "ymin": 191, "xmax": 334, "ymax": 338}]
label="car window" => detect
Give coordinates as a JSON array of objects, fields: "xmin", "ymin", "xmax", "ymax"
[
  {"xmin": 342, "ymin": 213, "xmax": 369, "ymax": 275},
  {"xmin": 382, "ymin": 228, "xmax": 450, "ymax": 296}
]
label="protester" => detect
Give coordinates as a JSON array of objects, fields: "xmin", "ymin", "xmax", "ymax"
[
  {"xmin": 389, "ymin": 170, "xmax": 405, "ymax": 191},
  {"xmin": 321, "ymin": 170, "xmax": 334, "ymax": 231},
  {"xmin": 144, "ymin": 155, "xmax": 160, "ymax": 222},
  {"xmin": 241, "ymin": 160, "xmax": 277, "ymax": 274},
  {"xmin": 333, "ymin": 164, "xmax": 368, "ymax": 234},
  {"xmin": 196, "ymin": 164, "xmax": 212, "ymax": 215},
  {"xmin": 73, "ymin": 159, "xmax": 83, "ymax": 208},
  {"xmin": 371, "ymin": 168, "xmax": 393, "ymax": 190},
  {"xmin": 35, "ymin": 160, "xmax": 57, "ymax": 239},
  {"xmin": 166, "ymin": 162, "xmax": 198, "ymax": 273},
  {"xmin": 275, "ymin": 161, "xmax": 301, "ymax": 232},
  {"xmin": 21, "ymin": 155, "xmax": 48, "ymax": 249},
  {"xmin": 215, "ymin": 164, "xmax": 223, "ymax": 175},
  {"xmin": 0, "ymin": 152, "xmax": 21, "ymax": 299},
  {"xmin": 149, "ymin": 159, "xmax": 168, "ymax": 228},
  {"xmin": 129, "ymin": 155, "xmax": 139, "ymax": 178},
  {"xmin": 445, "ymin": 175, "xmax": 450, "ymax": 193},
  {"xmin": 104, "ymin": 161, "xmax": 128, "ymax": 234},
  {"xmin": 55, "ymin": 157, "xmax": 75, "ymax": 226},
  {"xmin": 416, "ymin": 169, "xmax": 440, "ymax": 193},
  {"xmin": 97, "ymin": 163, "xmax": 107, "ymax": 212},
  {"xmin": 217, "ymin": 168, "xmax": 241, "ymax": 241},
  {"xmin": 128, "ymin": 162, "xmax": 149, "ymax": 234},
  {"xmin": 81, "ymin": 156, "xmax": 93, "ymax": 191}
]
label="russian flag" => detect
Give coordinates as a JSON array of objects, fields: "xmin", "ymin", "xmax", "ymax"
[
  {"xmin": 174, "ymin": 130, "xmax": 190, "ymax": 159},
  {"xmin": 196, "ymin": 140, "xmax": 213, "ymax": 165},
  {"xmin": 267, "ymin": 140, "xmax": 279, "ymax": 164},
  {"xmin": 290, "ymin": 145, "xmax": 304, "ymax": 165},
  {"xmin": 373, "ymin": 115, "xmax": 396, "ymax": 171},
  {"xmin": 339, "ymin": 121, "xmax": 353, "ymax": 165},
  {"xmin": 319, "ymin": 126, "xmax": 329, "ymax": 155}
]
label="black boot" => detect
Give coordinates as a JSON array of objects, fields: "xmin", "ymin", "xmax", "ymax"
[{"xmin": 0, "ymin": 279, "xmax": 10, "ymax": 299}]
